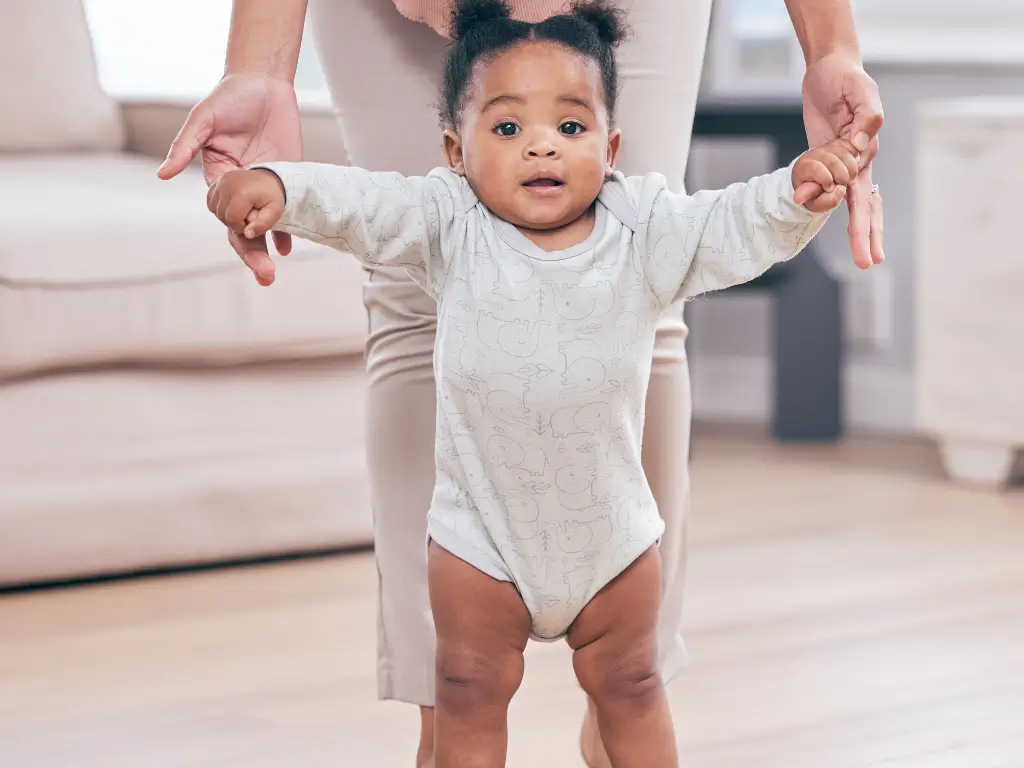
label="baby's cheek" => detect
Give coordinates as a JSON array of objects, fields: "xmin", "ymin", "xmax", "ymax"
[{"xmin": 470, "ymin": 156, "xmax": 517, "ymax": 205}]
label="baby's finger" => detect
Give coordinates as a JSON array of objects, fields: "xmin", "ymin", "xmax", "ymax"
[
  {"xmin": 793, "ymin": 181, "xmax": 823, "ymax": 206},
  {"xmin": 819, "ymin": 153, "xmax": 853, "ymax": 188},
  {"xmin": 799, "ymin": 159, "xmax": 836, "ymax": 194},
  {"xmin": 841, "ymin": 150, "xmax": 860, "ymax": 183},
  {"xmin": 858, "ymin": 134, "xmax": 880, "ymax": 168},
  {"xmin": 243, "ymin": 202, "xmax": 284, "ymax": 241},
  {"xmin": 804, "ymin": 184, "xmax": 847, "ymax": 214},
  {"xmin": 224, "ymin": 195, "xmax": 256, "ymax": 235},
  {"xmin": 831, "ymin": 136, "xmax": 862, "ymax": 158},
  {"xmin": 214, "ymin": 191, "xmax": 235, "ymax": 229}
]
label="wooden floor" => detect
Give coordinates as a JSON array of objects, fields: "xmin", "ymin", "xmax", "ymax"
[{"xmin": 1, "ymin": 430, "xmax": 1023, "ymax": 767}]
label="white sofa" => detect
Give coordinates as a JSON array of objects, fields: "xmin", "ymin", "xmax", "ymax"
[
  {"xmin": 0, "ymin": 0, "xmax": 376, "ymax": 586},
  {"xmin": 915, "ymin": 96, "xmax": 1024, "ymax": 489}
]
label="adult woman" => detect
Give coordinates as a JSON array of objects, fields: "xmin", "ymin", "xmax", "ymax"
[{"xmin": 159, "ymin": 1, "xmax": 883, "ymax": 765}]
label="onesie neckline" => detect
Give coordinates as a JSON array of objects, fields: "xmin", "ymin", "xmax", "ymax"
[
  {"xmin": 488, "ymin": 173, "xmax": 640, "ymax": 263},
  {"xmin": 491, "ymin": 201, "xmax": 609, "ymax": 262}
]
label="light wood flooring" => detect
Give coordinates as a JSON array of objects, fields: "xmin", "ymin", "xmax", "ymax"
[{"xmin": 1, "ymin": 430, "xmax": 1023, "ymax": 767}]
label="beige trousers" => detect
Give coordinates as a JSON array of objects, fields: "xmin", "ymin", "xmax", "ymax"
[{"xmin": 308, "ymin": 0, "xmax": 712, "ymax": 707}]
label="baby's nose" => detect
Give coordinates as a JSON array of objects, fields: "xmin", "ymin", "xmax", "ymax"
[{"xmin": 527, "ymin": 145, "xmax": 557, "ymax": 157}]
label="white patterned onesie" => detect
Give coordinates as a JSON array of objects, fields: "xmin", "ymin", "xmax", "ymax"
[{"xmin": 254, "ymin": 160, "xmax": 828, "ymax": 640}]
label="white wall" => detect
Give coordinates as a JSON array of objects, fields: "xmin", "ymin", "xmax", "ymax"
[
  {"xmin": 855, "ymin": 0, "xmax": 1024, "ymax": 23},
  {"xmin": 853, "ymin": 0, "xmax": 1024, "ymax": 63}
]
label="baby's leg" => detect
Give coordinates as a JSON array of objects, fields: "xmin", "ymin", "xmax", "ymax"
[
  {"xmin": 428, "ymin": 541, "xmax": 532, "ymax": 768},
  {"xmin": 568, "ymin": 547, "xmax": 678, "ymax": 767}
]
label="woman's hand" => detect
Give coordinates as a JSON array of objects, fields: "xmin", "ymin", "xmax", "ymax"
[
  {"xmin": 157, "ymin": 73, "xmax": 302, "ymax": 285},
  {"xmin": 801, "ymin": 53, "xmax": 885, "ymax": 269},
  {"xmin": 206, "ymin": 169, "xmax": 288, "ymax": 284}
]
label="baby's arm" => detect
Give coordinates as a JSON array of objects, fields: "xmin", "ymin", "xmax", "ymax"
[
  {"xmin": 638, "ymin": 138, "xmax": 860, "ymax": 307},
  {"xmin": 207, "ymin": 161, "xmax": 461, "ymax": 296}
]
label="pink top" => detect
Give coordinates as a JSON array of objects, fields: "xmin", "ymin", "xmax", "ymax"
[{"xmin": 394, "ymin": 0, "xmax": 569, "ymax": 37}]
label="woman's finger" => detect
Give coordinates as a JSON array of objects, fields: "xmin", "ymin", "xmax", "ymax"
[
  {"xmin": 272, "ymin": 231, "xmax": 293, "ymax": 257},
  {"xmin": 846, "ymin": 73, "xmax": 884, "ymax": 152},
  {"xmin": 846, "ymin": 171, "xmax": 873, "ymax": 270},
  {"xmin": 157, "ymin": 107, "xmax": 212, "ymax": 180},
  {"xmin": 229, "ymin": 229, "xmax": 276, "ymax": 286},
  {"xmin": 868, "ymin": 175, "xmax": 885, "ymax": 264}
]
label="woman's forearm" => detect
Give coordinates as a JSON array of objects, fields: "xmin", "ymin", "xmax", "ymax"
[
  {"xmin": 783, "ymin": 0, "xmax": 861, "ymax": 64},
  {"xmin": 225, "ymin": 0, "xmax": 309, "ymax": 81}
]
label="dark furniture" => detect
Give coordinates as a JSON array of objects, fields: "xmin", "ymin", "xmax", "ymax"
[{"xmin": 690, "ymin": 99, "xmax": 843, "ymax": 442}]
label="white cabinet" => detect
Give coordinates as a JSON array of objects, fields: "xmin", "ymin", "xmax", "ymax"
[{"xmin": 915, "ymin": 97, "xmax": 1024, "ymax": 488}]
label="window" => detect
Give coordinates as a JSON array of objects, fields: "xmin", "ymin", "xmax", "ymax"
[
  {"xmin": 704, "ymin": 0, "xmax": 804, "ymax": 98},
  {"xmin": 82, "ymin": 0, "xmax": 330, "ymax": 104}
]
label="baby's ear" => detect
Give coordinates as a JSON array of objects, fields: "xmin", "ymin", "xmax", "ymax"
[
  {"xmin": 442, "ymin": 130, "xmax": 466, "ymax": 175},
  {"xmin": 605, "ymin": 128, "xmax": 622, "ymax": 178}
]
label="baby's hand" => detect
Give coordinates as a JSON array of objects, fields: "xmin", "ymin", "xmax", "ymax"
[
  {"xmin": 207, "ymin": 169, "xmax": 286, "ymax": 242},
  {"xmin": 792, "ymin": 138, "xmax": 862, "ymax": 213}
]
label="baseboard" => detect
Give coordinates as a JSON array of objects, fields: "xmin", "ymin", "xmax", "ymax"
[{"xmin": 691, "ymin": 355, "xmax": 915, "ymax": 435}]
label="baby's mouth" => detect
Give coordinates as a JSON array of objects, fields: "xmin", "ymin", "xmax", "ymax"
[{"xmin": 523, "ymin": 178, "xmax": 564, "ymax": 188}]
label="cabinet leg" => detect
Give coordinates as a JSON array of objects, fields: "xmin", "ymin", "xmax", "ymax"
[
  {"xmin": 938, "ymin": 440, "xmax": 1017, "ymax": 489},
  {"xmin": 773, "ymin": 253, "xmax": 843, "ymax": 441}
]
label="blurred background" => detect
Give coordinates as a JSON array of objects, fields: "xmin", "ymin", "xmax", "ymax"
[{"xmin": 1, "ymin": 0, "xmax": 1023, "ymax": 766}]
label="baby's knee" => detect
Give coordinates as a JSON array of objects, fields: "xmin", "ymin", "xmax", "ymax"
[
  {"xmin": 575, "ymin": 637, "xmax": 662, "ymax": 709},
  {"xmin": 435, "ymin": 643, "xmax": 524, "ymax": 716}
]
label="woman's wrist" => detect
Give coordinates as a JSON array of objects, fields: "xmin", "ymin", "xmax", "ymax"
[
  {"xmin": 224, "ymin": 0, "xmax": 309, "ymax": 81},
  {"xmin": 223, "ymin": 61, "xmax": 299, "ymax": 83},
  {"xmin": 784, "ymin": 0, "xmax": 862, "ymax": 66},
  {"xmin": 804, "ymin": 42, "xmax": 862, "ymax": 67}
]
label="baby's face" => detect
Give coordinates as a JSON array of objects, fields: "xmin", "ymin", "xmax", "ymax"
[{"xmin": 445, "ymin": 41, "xmax": 620, "ymax": 232}]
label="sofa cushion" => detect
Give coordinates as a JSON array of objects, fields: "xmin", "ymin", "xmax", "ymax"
[
  {"xmin": 0, "ymin": 360, "xmax": 372, "ymax": 586},
  {"xmin": 0, "ymin": 0, "xmax": 125, "ymax": 152},
  {"xmin": 0, "ymin": 155, "xmax": 370, "ymax": 379}
]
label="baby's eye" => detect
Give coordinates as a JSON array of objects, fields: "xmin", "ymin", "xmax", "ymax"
[
  {"xmin": 560, "ymin": 121, "xmax": 585, "ymax": 136},
  {"xmin": 495, "ymin": 122, "xmax": 520, "ymax": 137}
]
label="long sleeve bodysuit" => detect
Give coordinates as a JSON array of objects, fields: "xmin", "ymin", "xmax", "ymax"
[{"xmin": 254, "ymin": 160, "xmax": 829, "ymax": 640}]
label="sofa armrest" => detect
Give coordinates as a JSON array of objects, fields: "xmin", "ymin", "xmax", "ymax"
[{"xmin": 119, "ymin": 97, "xmax": 349, "ymax": 166}]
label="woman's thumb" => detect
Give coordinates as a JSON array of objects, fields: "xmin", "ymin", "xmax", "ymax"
[
  {"xmin": 848, "ymin": 88, "xmax": 884, "ymax": 153},
  {"xmin": 157, "ymin": 109, "xmax": 212, "ymax": 180}
]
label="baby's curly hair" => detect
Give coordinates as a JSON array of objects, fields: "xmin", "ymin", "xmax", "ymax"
[{"xmin": 440, "ymin": 0, "xmax": 630, "ymax": 129}]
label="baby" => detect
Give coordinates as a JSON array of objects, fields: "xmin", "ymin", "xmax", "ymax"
[{"xmin": 207, "ymin": 1, "xmax": 860, "ymax": 764}]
